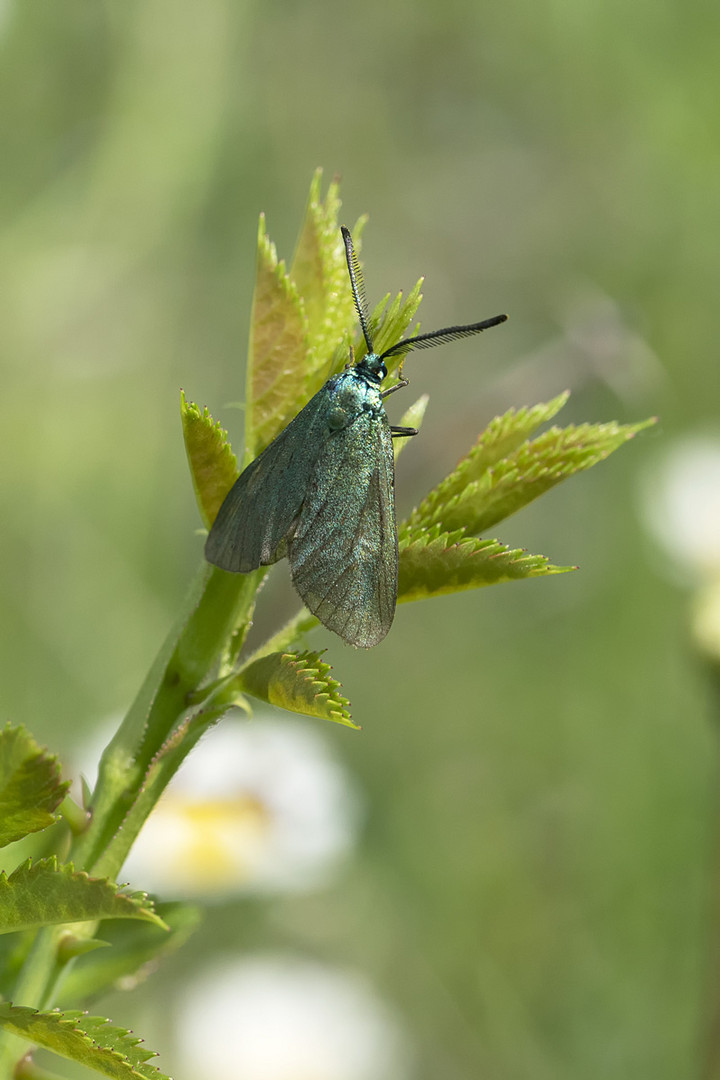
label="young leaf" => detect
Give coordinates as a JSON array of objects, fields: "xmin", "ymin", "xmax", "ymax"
[
  {"xmin": 469, "ymin": 393, "xmax": 573, "ymax": 472},
  {"xmin": 368, "ymin": 280, "xmax": 424, "ymax": 371},
  {"xmin": 460, "ymin": 419, "xmax": 653, "ymax": 535},
  {"xmin": 58, "ymin": 902, "xmax": 202, "ymax": 1005},
  {"xmin": 246, "ymin": 214, "xmax": 310, "ymax": 456},
  {"xmin": 408, "ymin": 409, "xmax": 655, "ymax": 537},
  {"xmin": 398, "ymin": 526, "xmax": 573, "ymax": 603},
  {"xmin": 0, "ymin": 725, "xmax": 69, "ymax": 849},
  {"xmin": 394, "ymin": 393, "xmax": 429, "ymax": 460},
  {"xmin": 181, "ymin": 394, "xmax": 239, "ymax": 528},
  {"xmin": 238, "ymin": 651, "xmax": 356, "ymax": 727},
  {"xmin": 405, "ymin": 393, "xmax": 571, "ymax": 533},
  {"xmin": 290, "ymin": 170, "xmax": 365, "ymax": 393},
  {"xmin": 0, "ymin": 1004, "xmax": 168, "ymax": 1079},
  {"xmin": 0, "ymin": 859, "xmax": 165, "ymax": 935},
  {"xmin": 57, "ymin": 936, "xmax": 111, "ymax": 963},
  {"xmin": 326, "ymin": 282, "xmax": 425, "ymax": 385}
]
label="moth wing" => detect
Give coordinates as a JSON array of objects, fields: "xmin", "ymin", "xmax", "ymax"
[
  {"xmin": 205, "ymin": 391, "xmax": 332, "ymax": 573},
  {"xmin": 288, "ymin": 412, "xmax": 398, "ymax": 648}
]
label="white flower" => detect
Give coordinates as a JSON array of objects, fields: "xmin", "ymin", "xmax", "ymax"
[
  {"xmin": 693, "ymin": 578, "xmax": 720, "ymax": 661},
  {"xmin": 640, "ymin": 435, "xmax": 720, "ymax": 580},
  {"xmin": 120, "ymin": 715, "xmax": 361, "ymax": 897},
  {"xmin": 640, "ymin": 435, "xmax": 720, "ymax": 663},
  {"xmin": 175, "ymin": 956, "xmax": 412, "ymax": 1080}
]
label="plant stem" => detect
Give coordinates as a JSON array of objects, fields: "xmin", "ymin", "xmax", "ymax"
[
  {"xmin": 73, "ymin": 563, "xmax": 259, "ymax": 874},
  {"xmin": 240, "ymin": 606, "xmax": 319, "ymax": 668},
  {"xmin": 3, "ymin": 561, "xmax": 260, "ymax": 1072}
]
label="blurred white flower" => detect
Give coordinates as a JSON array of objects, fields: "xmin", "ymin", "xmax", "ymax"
[
  {"xmin": 120, "ymin": 715, "xmax": 361, "ymax": 898},
  {"xmin": 175, "ymin": 956, "xmax": 412, "ymax": 1080},
  {"xmin": 640, "ymin": 434, "xmax": 720, "ymax": 663},
  {"xmin": 639, "ymin": 435, "xmax": 720, "ymax": 580},
  {"xmin": 692, "ymin": 578, "xmax": 720, "ymax": 661}
]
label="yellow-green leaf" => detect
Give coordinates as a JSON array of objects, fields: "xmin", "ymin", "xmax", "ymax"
[
  {"xmin": 239, "ymin": 650, "xmax": 356, "ymax": 727},
  {"xmin": 369, "ymin": 280, "xmax": 424, "ymax": 372},
  {"xmin": 398, "ymin": 526, "xmax": 573, "ymax": 603},
  {"xmin": 290, "ymin": 170, "xmax": 365, "ymax": 393},
  {"xmin": 247, "ymin": 214, "xmax": 310, "ymax": 455},
  {"xmin": 181, "ymin": 393, "xmax": 239, "ymax": 528},
  {"xmin": 407, "ymin": 403, "xmax": 655, "ymax": 537},
  {"xmin": 0, "ymin": 1003, "xmax": 168, "ymax": 1079},
  {"xmin": 0, "ymin": 858, "xmax": 165, "ymax": 935},
  {"xmin": 394, "ymin": 393, "xmax": 429, "ymax": 460},
  {"xmin": 405, "ymin": 393, "xmax": 570, "ymax": 532},
  {"xmin": 0, "ymin": 725, "xmax": 69, "ymax": 849}
]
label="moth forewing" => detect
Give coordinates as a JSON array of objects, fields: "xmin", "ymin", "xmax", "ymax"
[
  {"xmin": 205, "ymin": 387, "xmax": 336, "ymax": 572},
  {"xmin": 288, "ymin": 396, "xmax": 397, "ymax": 648}
]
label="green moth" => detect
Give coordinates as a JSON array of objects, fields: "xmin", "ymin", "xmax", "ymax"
[{"xmin": 205, "ymin": 227, "xmax": 507, "ymax": 648}]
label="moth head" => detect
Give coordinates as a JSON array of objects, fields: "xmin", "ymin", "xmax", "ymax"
[{"xmin": 358, "ymin": 353, "xmax": 387, "ymax": 382}]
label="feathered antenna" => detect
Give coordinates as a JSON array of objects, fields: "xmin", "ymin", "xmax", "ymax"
[
  {"xmin": 341, "ymin": 225, "xmax": 374, "ymax": 355},
  {"xmin": 380, "ymin": 314, "xmax": 508, "ymax": 363}
]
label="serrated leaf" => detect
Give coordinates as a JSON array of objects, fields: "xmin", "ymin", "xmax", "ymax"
[
  {"xmin": 394, "ymin": 393, "xmax": 429, "ymax": 460},
  {"xmin": 469, "ymin": 393, "xmax": 573, "ymax": 472},
  {"xmin": 408, "ymin": 408, "xmax": 655, "ymax": 537},
  {"xmin": 247, "ymin": 214, "xmax": 311, "ymax": 455},
  {"xmin": 239, "ymin": 651, "xmax": 356, "ymax": 727},
  {"xmin": 59, "ymin": 901, "xmax": 202, "ymax": 1005},
  {"xmin": 0, "ymin": 724, "xmax": 69, "ymax": 848},
  {"xmin": 397, "ymin": 526, "xmax": 573, "ymax": 602},
  {"xmin": 181, "ymin": 393, "xmax": 239, "ymax": 527},
  {"xmin": 326, "ymin": 282, "xmax": 425, "ymax": 387},
  {"xmin": 0, "ymin": 1003, "xmax": 168, "ymax": 1079},
  {"xmin": 291, "ymin": 170, "xmax": 364, "ymax": 394},
  {"xmin": 453, "ymin": 418, "xmax": 654, "ymax": 535},
  {"xmin": 290, "ymin": 169, "xmax": 340, "ymax": 327},
  {"xmin": 369, "ymin": 280, "xmax": 424, "ymax": 372},
  {"xmin": 405, "ymin": 393, "xmax": 571, "ymax": 533},
  {"xmin": 0, "ymin": 858, "xmax": 165, "ymax": 935}
]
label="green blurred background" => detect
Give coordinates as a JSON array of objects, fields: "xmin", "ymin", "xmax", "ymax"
[{"xmin": 2, "ymin": 0, "xmax": 719, "ymax": 1077}]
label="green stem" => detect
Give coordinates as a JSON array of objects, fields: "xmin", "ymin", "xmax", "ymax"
[
  {"xmin": 240, "ymin": 606, "xmax": 318, "ymax": 667},
  {"xmin": 2, "ymin": 562, "xmax": 261, "ymax": 1073},
  {"xmin": 73, "ymin": 563, "xmax": 259, "ymax": 873},
  {"xmin": 58, "ymin": 796, "xmax": 89, "ymax": 838},
  {"xmin": 93, "ymin": 703, "xmax": 227, "ymax": 880},
  {"xmin": 15, "ymin": 1053, "xmax": 68, "ymax": 1080},
  {"xmin": 0, "ymin": 928, "xmax": 65, "ymax": 1074}
]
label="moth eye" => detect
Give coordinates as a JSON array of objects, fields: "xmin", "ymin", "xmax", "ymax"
[{"xmin": 327, "ymin": 407, "xmax": 348, "ymax": 431}]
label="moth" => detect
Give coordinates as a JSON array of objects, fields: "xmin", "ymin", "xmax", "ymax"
[{"xmin": 205, "ymin": 226, "xmax": 506, "ymax": 647}]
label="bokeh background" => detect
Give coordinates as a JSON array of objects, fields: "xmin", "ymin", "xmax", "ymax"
[{"xmin": 2, "ymin": 1, "xmax": 720, "ymax": 1077}]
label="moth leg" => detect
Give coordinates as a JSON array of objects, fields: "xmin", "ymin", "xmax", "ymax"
[
  {"xmin": 381, "ymin": 379, "xmax": 409, "ymax": 400},
  {"xmin": 391, "ymin": 426, "xmax": 418, "ymax": 438}
]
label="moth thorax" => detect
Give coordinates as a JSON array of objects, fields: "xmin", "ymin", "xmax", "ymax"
[{"xmin": 327, "ymin": 406, "xmax": 348, "ymax": 431}]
